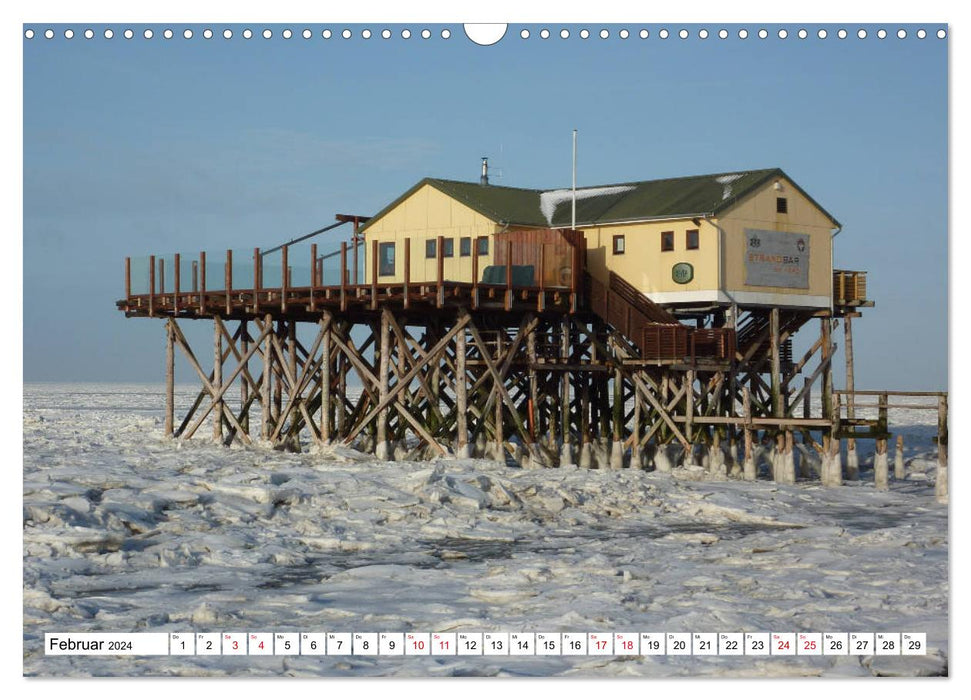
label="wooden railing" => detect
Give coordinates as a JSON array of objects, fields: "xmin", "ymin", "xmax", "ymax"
[
  {"xmin": 832, "ymin": 389, "xmax": 946, "ymax": 436},
  {"xmin": 122, "ymin": 233, "xmax": 587, "ymax": 318},
  {"xmin": 586, "ymin": 272, "xmax": 735, "ymax": 362}
]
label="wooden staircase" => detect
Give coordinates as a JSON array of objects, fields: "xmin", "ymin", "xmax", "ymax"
[
  {"xmin": 586, "ymin": 272, "xmax": 734, "ymax": 362},
  {"xmin": 735, "ymin": 309, "xmax": 812, "ymax": 370}
]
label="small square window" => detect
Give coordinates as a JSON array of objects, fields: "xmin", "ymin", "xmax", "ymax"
[
  {"xmin": 443, "ymin": 238, "xmax": 454, "ymax": 257},
  {"xmin": 661, "ymin": 231, "xmax": 674, "ymax": 252},
  {"xmin": 378, "ymin": 242, "xmax": 395, "ymax": 276},
  {"xmin": 460, "ymin": 237, "xmax": 471, "ymax": 256},
  {"xmin": 776, "ymin": 197, "xmax": 788, "ymax": 214},
  {"xmin": 686, "ymin": 229, "xmax": 699, "ymax": 250},
  {"xmin": 425, "ymin": 239, "xmax": 437, "ymax": 259},
  {"xmin": 476, "ymin": 236, "xmax": 489, "ymax": 256},
  {"xmin": 612, "ymin": 235, "xmax": 625, "ymax": 255}
]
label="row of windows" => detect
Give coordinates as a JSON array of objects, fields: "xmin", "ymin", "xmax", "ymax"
[
  {"xmin": 377, "ymin": 237, "xmax": 490, "ymax": 276},
  {"xmin": 425, "ymin": 236, "xmax": 489, "ymax": 259},
  {"xmin": 612, "ymin": 229, "xmax": 700, "ymax": 255}
]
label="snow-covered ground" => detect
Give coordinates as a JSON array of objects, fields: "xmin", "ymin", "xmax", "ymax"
[{"xmin": 23, "ymin": 383, "xmax": 948, "ymax": 677}]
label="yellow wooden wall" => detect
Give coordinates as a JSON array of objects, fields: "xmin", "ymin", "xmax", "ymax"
[
  {"xmin": 580, "ymin": 218, "xmax": 720, "ymax": 294},
  {"xmin": 363, "ymin": 184, "xmax": 498, "ymax": 283},
  {"xmin": 363, "ymin": 176, "xmax": 836, "ymax": 308},
  {"xmin": 718, "ymin": 176, "xmax": 834, "ymax": 300}
]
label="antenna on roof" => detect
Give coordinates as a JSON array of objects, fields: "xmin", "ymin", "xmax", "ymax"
[{"xmin": 571, "ymin": 129, "xmax": 577, "ymax": 230}]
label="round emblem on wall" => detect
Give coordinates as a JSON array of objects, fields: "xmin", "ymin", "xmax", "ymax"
[{"xmin": 672, "ymin": 262, "xmax": 694, "ymax": 284}]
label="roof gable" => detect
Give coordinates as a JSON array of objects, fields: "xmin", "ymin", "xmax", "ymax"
[{"xmin": 361, "ymin": 168, "xmax": 841, "ymax": 233}]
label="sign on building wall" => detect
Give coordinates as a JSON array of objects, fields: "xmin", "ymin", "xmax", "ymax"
[{"xmin": 744, "ymin": 229, "xmax": 810, "ymax": 289}]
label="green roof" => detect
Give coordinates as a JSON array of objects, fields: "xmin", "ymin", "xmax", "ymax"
[{"xmin": 362, "ymin": 168, "xmax": 841, "ymax": 232}]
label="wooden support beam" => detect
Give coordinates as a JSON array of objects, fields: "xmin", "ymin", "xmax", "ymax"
[
  {"xmin": 240, "ymin": 321, "xmax": 249, "ymax": 433},
  {"xmin": 936, "ymin": 394, "xmax": 948, "ymax": 503},
  {"xmin": 213, "ymin": 316, "xmax": 223, "ymax": 441},
  {"xmin": 181, "ymin": 320, "xmax": 273, "ymax": 441},
  {"xmin": 844, "ymin": 314, "xmax": 855, "ymax": 420},
  {"xmin": 262, "ymin": 314, "xmax": 272, "ymax": 439},
  {"xmin": 560, "ymin": 316, "xmax": 571, "ymax": 447},
  {"xmin": 269, "ymin": 322, "xmax": 328, "ymax": 443},
  {"xmin": 527, "ymin": 324, "xmax": 538, "ymax": 445},
  {"xmin": 175, "ymin": 324, "xmax": 242, "ymax": 438},
  {"xmin": 376, "ymin": 309, "xmax": 391, "ymax": 458},
  {"xmin": 456, "ymin": 324, "xmax": 468, "ymax": 455},
  {"xmin": 743, "ymin": 386, "xmax": 755, "ymax": 480},
  {"xmin": 165, "ymin": 319, "xmax": 175, "ymax": 436},
  {"xmin": 340, "ymin": 317, "xmax": 469, "ymax": 444},
  {"xmin": 770, "ymin": 307, "xmax": 782, "ymax": 417},
  {"xmin": 169, "ymin": 320, "xmax": 252, "ymax": 445},
  {"xmin": 631, "ymin": 373, "xmax": 690, "ymax": 450},
  {"xmin": 320, "ymin": 314, "xmax": 331, "ymax": 442},
  {"xmin": 466, "ymin": 317, "xmax": 534, "ymax": 447},
  {"xmin": 685, "ymin": 369, "xmax": 695, "ymax": 443}
]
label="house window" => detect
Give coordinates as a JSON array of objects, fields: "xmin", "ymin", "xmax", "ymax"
[
  {"xmin": 442, "ymin": 238, "xmax": 454, "ymax": 258},
  {"xmin": 378, "ymin": 242, "xmax": 395, "ymax": 277},
  {"xmin": 425, "ymin": 239, "xmax": 437, "ymax": 259},
  {"xmin": 686, "ymin": 229, "xmax": 699, "ymax": 250},
  {"xmin": 661, "ymin": 231, "xmax": 674, "ymax": 252},
  {"xmin": 460, "ymin": 237, "xmax": 471, "ymax": 257},
  {"xmin": 776, "ymin": 197, "xmax": 788, "ymax": 214},
  {"xmin": 612, "ymin": 235, "xmax": 625, "ymax": 255},
  {"xmin": 476, "ymin": 236, "xmax": 489, "ymax": 256}
]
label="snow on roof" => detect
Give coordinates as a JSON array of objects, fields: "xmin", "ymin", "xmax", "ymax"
[{"xmin": 538, "ymin": 186, "xmax": 635, "ymax": 226}]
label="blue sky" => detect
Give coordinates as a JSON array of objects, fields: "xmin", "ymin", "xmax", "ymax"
[{"xmin": 23, "ymin": 23, "xmax": 948, "ymax": 389}]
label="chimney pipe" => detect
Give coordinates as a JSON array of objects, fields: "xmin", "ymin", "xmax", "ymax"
[{"xmin": 480, "ymin": 157, "xmax": 489, "ymax": 186}]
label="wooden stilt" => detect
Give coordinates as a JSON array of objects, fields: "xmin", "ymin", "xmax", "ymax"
[
  {"xmin": 685, "ymin": 369, "xmax": 695, "ymax": 449},
  {"xmin": 262, "ymin": 314, "xmax": 272, "ymax": 440},
  {"xmin": 337, "ymin": 343, "xmax": 348, "ymax": 438},
  {"xmin": 273, "ymin": 320, "xmax": 284, "ymax": 424},
  {"xmin": 456, "ymin": 324, "xmax": 468, "ymax": 457},
  {"xmin": 895, "ymin": 434, "xmax": 905, "ymax": 480},
  {"xmin": 770, "ymin": 307, "xmax": 782, "ymax": 417},
  {"xmin": 240, "ymin": 321, "xmax": 249, "ymax": 434},
  {"xmin": 560, "ymin": 316, "xmax": 572, "ymax": 465},
  {"xmin": 874, "ymin": 437, "xmax": 889, "ymax": 491},
  {"xmin": 611, "ymin": 359, "xmax": 624, "ymax": 469},
  {"xmin": 632, "ymin": 385, "xmax": 643, "ymax": 469},
  {"xmin": 743, "ymin": 386, "xmax": 755, "ymax": 480},
  {"xmin": 844, "ymin": 314, "xmax": 856, "ymax": 420},
  {"xmin": 376, "ymin": 309, "xmax": 391, "ymax": 460},
  {"xmin": 936, "ymin": 394, "xmax": 948, "ymax": 503},
  {"xmin": 213, "ymin": 316, "xmax": 223, "ymax": 442},
  {"xmin": 494, "ymin": 326, "xmax": 504, "ymax": 460},
  {"xmin": 320, "ymin": 315, "xmax": 331, "ymax": 443},
  {"xmin": 165, "ymin": 319, "xmax": 175, "ymax": 437},
  {"xmin": 846, "ymin": 438, "xmax": 859, "ymax": 480}
]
